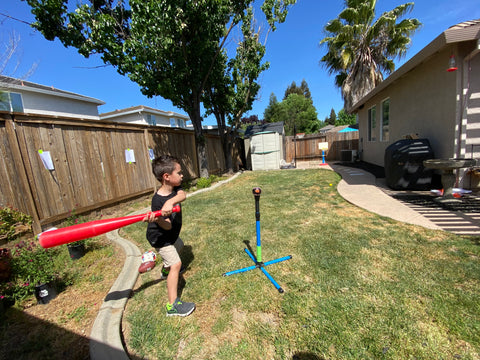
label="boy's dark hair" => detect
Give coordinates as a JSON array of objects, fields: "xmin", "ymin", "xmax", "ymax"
[{"xmin": 152, "ymin": 155, "xmax": 180, "ymax": 183}]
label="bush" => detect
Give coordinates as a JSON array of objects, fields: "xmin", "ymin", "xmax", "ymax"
[
  {"xmin": 1, "ymin": 240, "xmax": 64, "ymax": 303},
  {"xmin": 196, "ymin": 177, "xmax": 212, "ymax": 189},
  {"xmin": 0, "ymin": 207, "xmax": 32, "ymax": 243},
  {"xmin": 196, "ymin": 175, "xmax": 220, "ymax": 189}
]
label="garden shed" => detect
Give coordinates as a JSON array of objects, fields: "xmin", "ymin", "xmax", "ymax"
[{"xmin": 244, "ymin": 122, "xmax": 285, "ymax": 170}]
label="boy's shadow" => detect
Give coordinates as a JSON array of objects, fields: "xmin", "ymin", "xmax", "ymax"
[{"xmin": 133, "ymin": 245, "xmax": 194, "ymax": 296}]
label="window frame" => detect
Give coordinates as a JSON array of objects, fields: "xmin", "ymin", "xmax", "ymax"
[
  {"xmin": 380, "ymin": 98, "xmax": 390, "ymax": 142},
  {"xmin": 367, "ymin": 105, "xmax": 376, "ymax": 142},
  {"xmin": 0, "ymin": 92, "xmax": 24, "ymax": 113}
]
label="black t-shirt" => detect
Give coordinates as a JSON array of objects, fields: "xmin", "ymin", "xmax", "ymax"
[{"xmin": 146, "ymin": 187, "xmax": 182, "ymax": 248}]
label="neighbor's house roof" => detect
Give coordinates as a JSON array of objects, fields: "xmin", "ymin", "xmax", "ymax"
[
  {"xmin": 319, "ymin": 124, "xmax": 335, "ymax": 133},
  {"xmin": 351, "ymin": 19, "xmax": 480, "ymax": 112},
  {"xmin": 99, "ymin": 105, "xmax": 189, "ymax": 120},
  {"xmin": 0, "ymin": 75, "xmax": 105, "ymax": 105},
  {"xmin": 244, "ymin": 121, "xmax": 284, "ymax": 138}
]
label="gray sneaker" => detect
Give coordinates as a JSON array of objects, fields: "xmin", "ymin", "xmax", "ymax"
[{"xmin": 166, "ymin": 298, "xmax": 195, "ymax": 317}]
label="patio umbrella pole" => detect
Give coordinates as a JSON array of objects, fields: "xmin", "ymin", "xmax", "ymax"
[{"xmin": 223, "ymin": 187, "xmax": 292, "ymax": 293}]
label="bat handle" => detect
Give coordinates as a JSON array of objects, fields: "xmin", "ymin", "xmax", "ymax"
[{"xmin": 151, "ymin": 204, "xmax": 181, "ymax": 218}]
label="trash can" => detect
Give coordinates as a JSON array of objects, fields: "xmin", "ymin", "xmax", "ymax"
[{"xmin": 384, "ymin": 139, "xmax": 435, "ymax": 190}]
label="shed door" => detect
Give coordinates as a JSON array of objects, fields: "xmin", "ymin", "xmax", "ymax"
[{"xmin": 250, "ymin": 132, "xmax": 280, "ymax": 170}]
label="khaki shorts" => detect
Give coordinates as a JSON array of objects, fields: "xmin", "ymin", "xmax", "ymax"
[{"xmin": 155, "ymin": 237, "xmax": 184, "ymax": 268}]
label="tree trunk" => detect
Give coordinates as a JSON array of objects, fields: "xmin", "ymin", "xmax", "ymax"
[
  {"xmin": 189, "ymin": 103, "xmax": 209, "ymax": 178},
  {"xmin": 222, "ymin": 130, "xmax": 234, "ymax": 173},
  {"xmin": 216, "ymin": 112, "xmax": 234, "ymax": 174}
]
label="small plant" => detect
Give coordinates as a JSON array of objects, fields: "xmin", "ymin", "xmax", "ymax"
[
  {"xmin": 0, "ymin": 206, "xmax": 32, "ymax": 243},
  {"xmin": 64, "ymin": 208, "xmax": 87, "ymax": 253},
  {"xmin": 196, "ymin": 177, "xmax": 212, "ymax": 189},
  {"xmin": 1, "ymin": 240, "xmax": 61, "ymax": 302},
  {"xmin": 196, "ymin": 175, "xmax": 219, "ymax": 189},
  {"xmin": 64, "ymin": 208, "xmax": 84, "ymax": 227}
]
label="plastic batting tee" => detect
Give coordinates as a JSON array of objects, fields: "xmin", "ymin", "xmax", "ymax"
[{"xmin": 223, "ymin": 187, "xmax": 291, "ymax": 293}]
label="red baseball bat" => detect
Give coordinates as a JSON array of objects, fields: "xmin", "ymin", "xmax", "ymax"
[{"xmin": 38, "ymin": 205, "xmax": 181, "ymax": 248}]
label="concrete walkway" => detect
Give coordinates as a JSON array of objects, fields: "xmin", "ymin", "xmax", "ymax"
[{"xmin": 330, "ymin": 164, "xmax": 442, "ymax": 230}]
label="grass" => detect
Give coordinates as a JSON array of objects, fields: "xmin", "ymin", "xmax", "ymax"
[{"xmin": 122, "ymin": 169, "xmax": 480, "ymax": 359}]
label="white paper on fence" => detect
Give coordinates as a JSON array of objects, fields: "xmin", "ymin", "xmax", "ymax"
[
  {"xmin": 148, "ymin": 148, "xmax": 155, "ymax": 161},
  {"xmin": 125, "ymin": 149, "xmax": 136, "ymax": 163},
  {"xmin": 38, "ymin": 150, "xmax": 55, "ymax": 170}
]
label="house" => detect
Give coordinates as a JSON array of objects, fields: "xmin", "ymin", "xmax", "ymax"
[
  {"xmin": 0, "ymin": 75, "xmax": 104, "ymax": 120},
  {"xmin": 244, "ymin": 121, "xmax": 285, "ymax": 170},
  {"xmin": 352, "ymin": 19, "xmax": 480, "ymax": 189},
  {"xmin": 99, "ymin": 105, "xmax": 190, "ymax": 128}
]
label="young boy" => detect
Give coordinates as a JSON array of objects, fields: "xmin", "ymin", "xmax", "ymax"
[{"xmin": 143, "ymin": 155, "xmax": 195, "ymax": 317}]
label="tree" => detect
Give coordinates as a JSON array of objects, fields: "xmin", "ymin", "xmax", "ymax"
[
  {"xmin": 263, "ymin": 92, "xmax": 281, "ymax": 122},
  {"xmin": 319, "ymin": 0, "xmax": 421, "ymax": 112},
  {"xmin": 24, "ymin": 0, "xmax": 296, "ymax": 177},
  {"xmin": 283, "ymin": 79, "xmax": 311, "ymax": 99},
  {"xmin": 1, "ymin": 30, "xmax": 37, "ymax": 78},
  {"xmin": 278, "ymin": 93, "xmax": 319, "ymax": 136},
  {"xmin": 327, "ymin": 108, "xmax": 336, "ymax": 125},
  {"xmin": 336, "ymin": 108, "xmax": 356, "ymax": 125},
  {"xmin": 203, "ymin": 7, "xmax": 272, "ymax": 173}
]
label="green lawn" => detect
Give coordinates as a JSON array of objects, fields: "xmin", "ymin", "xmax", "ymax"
[{"xmin": 122, "ymin": 169, "xmax": 480, "ymax": 359}]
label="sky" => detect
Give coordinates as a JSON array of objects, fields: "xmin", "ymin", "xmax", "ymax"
[{"xmin": 1, "ymin": 1, "xmax": 479, "ymax": 126}]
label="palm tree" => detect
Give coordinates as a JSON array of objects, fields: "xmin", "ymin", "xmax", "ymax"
[{"xmin": 320, "ymin": 0, "xmax": 421, "ymax": 112}]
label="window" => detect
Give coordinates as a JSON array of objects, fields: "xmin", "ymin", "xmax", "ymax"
[
  {"xmin": 381, "ymin": 99, "xmax": 390, "ymax": 141},
  {"xmin": 0, "ymin": 92, "xmax": 24, "ymax": 112},
  {"xmin": 146, "ymin": 114, "xmax": 156, "ymax": 126},
  {"xmin": 368, "ymin": 106, "xmax": 376, "ymax": 141},
  {"xmin": 170, "ymin": 118, "xmax": 177, "ymax": 127},
  {"xmin": 177, "ymin": 119, "xmax": 185, "ymax": 128}
]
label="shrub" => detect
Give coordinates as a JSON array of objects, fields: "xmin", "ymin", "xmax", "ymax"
[
  {"xmin": 0, "ymin": 207, "xmax": 32, "ymax": 243},
  {"xmin": 196, "ymin": 177, "xmax": 212, "ymax": 189},
  {"xmin": 196, "ymin": 175, "xmax": 220, "ymax": 189},
  {"xmin": 1, "ymin": 240, "xmax": 63, "ymax": 303}
]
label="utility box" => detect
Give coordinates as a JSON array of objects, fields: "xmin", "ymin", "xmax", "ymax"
[{"xmin": 384, "ymin": 138, "xmax": 435, "ymax": 190}]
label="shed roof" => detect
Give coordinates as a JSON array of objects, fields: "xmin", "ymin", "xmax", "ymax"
[{"xmin": 244, "ymin": 121, "xmax": 284, "ymax": 138}]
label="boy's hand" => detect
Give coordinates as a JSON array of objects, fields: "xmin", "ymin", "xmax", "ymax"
[
  {"xmin": 161, "ymin": 202, "xmax": 174, "ymax": 216},
  {"xmin": 142, "ymin": 212, "xmax": 157, "ymax": 223}
]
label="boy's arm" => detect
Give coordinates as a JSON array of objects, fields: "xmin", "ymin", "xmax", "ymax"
[
  {"xmin": 161, "ymin": 189, "xmax": 186, "ymax": 215},
  {"xmin": 143, "ymin": 212, "xmax": 172, "ymax": 230}
]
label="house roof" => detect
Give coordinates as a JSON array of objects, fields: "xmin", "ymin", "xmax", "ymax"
[
  {"xmin": 0, "ymin": 75, "xmax": 105, "ymax": 105},
  {"xmin": 244, "ymin": 121, "xmax": 284, "ymax": 138},
  {"xmin": 319, "ymin": 124, "xmax": 335, "ymax": 133},
  {"xmin": 351, "ymin": 19, "xmax": 480, "ymax": 112},
  {"xmin": 99, "ymin": 105, "xmax": 189, "ymax": 120}
]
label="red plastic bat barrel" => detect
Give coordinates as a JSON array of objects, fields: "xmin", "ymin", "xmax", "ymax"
[{"xmin": 38, "ymin": 205, "xmax": 180, "ymax": 248}]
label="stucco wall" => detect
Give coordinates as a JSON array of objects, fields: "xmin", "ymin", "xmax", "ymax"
[
  {"xmin": 22, "ymin": 91, "xmax": 100, "ymax": 119},
  {"xmin": 358, "ymin": 47, "xmax": 458, "ymax": 167}
]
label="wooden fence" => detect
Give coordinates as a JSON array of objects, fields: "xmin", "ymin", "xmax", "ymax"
[
  {"xmin": 285, "ymin": 131, "xmax": 359, "ymax": 162},
  {"xmin": 0, "ymin": 113, "xmax": 241, "ymax": 233}
]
